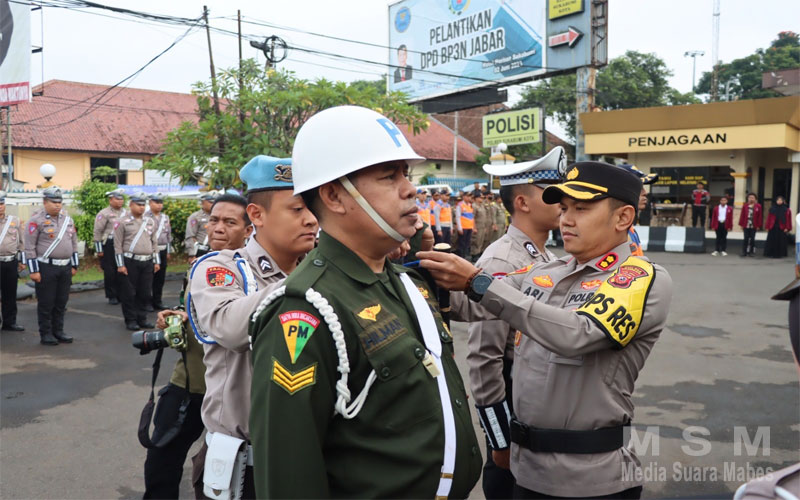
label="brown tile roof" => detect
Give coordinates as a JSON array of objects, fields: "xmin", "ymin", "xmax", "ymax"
[
  {"xmin": 400, "ymin": 116, "xmax": 480, "ymax": 162},
  {"xmin": 11, "ymin": 80, "xmax": 199, "ymax": 155}
]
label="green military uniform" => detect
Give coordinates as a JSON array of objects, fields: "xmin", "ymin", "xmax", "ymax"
[{"xmin": 250, "ymin": 232, "xmax": 482, "ymax": 498}]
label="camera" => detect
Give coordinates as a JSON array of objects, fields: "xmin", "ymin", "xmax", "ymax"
[{"xmin": 131, "ymin": 314, "xmax": 186, "ymax": 354}]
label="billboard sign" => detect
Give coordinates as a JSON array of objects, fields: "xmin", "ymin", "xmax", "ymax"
[
  {"xmin": 388, "ymin": 0, "xmax": 546, "ymax": 102},
  {"xmin": 482, "ymin": 108, "xmax": 541, "ymax": 147},
  {"xmin": 549, "ymin": 0, "xmax": 584, "ymax": 20},
  {"xmin": 0, "ymin": 0, "xmax": 31, "ymax": 106}
]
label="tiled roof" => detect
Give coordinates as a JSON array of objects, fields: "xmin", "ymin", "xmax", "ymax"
[
  {"xmin": 11, "ymin": 80, "xmax": 199, "ymax": 155},
  {"xmin": 11, "ymin": 80, "xmax": 480, "ymax": 163},
  {"xmin": 400, "ymin": 116, "xmax": 480, "ymax": 162}
]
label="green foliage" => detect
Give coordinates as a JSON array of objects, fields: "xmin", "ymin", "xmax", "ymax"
[
  {"xmin": 72, "ymin": 178, "xmax": 119, "ymax": 246},
  {"xmin": 518, "ymin": 51, "xmax": 700, "ymax": 140},
  {"xmin": 92, "ymin": 165, "xmax": 118, "ymax": 181},
  {"xmin": 696, "ymin": 31, "xmax": 800, "ymax": 100},
  {"xmin": 147, "ymin": 60, "xmax": 428, "ymax": 190},
  {"xmin": 163, "ymin": 198, "xmax": 200, "ymax": 253}
]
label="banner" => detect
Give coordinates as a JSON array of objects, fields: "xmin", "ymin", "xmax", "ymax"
[
  {"xmin": 388, "ymin": 0, "xmax": 545, "ymax": 102},
  {"xmin": 0, "ymin": 0, "xmax": 31, "ymax": 106}
]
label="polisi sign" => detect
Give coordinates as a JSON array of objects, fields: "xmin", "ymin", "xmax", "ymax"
[{"xmin": 482, "ymin": 107, "xmax": 541, "ymax": 147}]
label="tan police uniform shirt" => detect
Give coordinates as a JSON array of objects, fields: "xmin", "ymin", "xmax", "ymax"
[
  {"xmin": 189, "ymin": 237, "xmax": 286, "ymax": 440},
  {"xmin": 145, "ymin": 211, "xmax": 171, "ymax": 252},
  {"xmin": 454, "ymin": 225, "xmax": 556, "ymax": 409},
  {"xmin": 0, "ymin": 214, "xmax": 24, "ymax": 258},
  {"xmin": 184, "ymin": 209, "xmax": 210, "ymax": 257},
  {"xmin": 475, "ymin": 241, "xmax": 673, "ymax": 497},
  {"xmin": 113, "ymin": 215, "xmax": 159, "ymax": 262},
  {"xmin": 24, "ymin": 209, "xmax": 78, "ymax": 261},
  {"xmin": 93, "ymin": 206, "xmax": 126, "ymax": 248}
]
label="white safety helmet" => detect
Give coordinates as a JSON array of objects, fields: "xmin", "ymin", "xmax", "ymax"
[{"xmin": 291, "ymin": 105, "xmax": 425, "ymax": 195}]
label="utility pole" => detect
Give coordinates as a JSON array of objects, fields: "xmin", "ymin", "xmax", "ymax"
[
  {"xmin": 711, "ymin": 0, "xmax": 721, "ymax": 101},
  {"xmin": 684, "ymin": 50, "xmax": 705, "ymax": 92},
  {"xmin": 575, "ymin": 66, "xmax": 596, "ymax": 162},
  {"xmin": 237, "ymin": 9, "xmax": 244, "ymax": 125},
  {"xmin": 540, "ymin": 103, "xmax": 546, "ymax": 156},
  {"xmin": 452, "ymin": 111, "xmax": 458, "ymax": 179},
  {"xmin": 203, "ymin": 6, "xmax": 221, "ymax": 117},
  {"xmin": 3, "ymin": 107, "xmax": 11, "ymax": 191}
]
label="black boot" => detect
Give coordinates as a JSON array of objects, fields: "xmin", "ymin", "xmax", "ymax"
[
  {"xmin": 1, "ymin": 324, "xmax": 25, "ymax": 331},
  {"xmin": 53, "ymin": 332, "xmax": 74, "ymax": 343},
  {"xmin": 40, "ymin": 333, "xmax": 59, "ymax": 346}
]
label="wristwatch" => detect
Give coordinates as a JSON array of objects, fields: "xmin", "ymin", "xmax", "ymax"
[{"xmin": 467, "ymin": 272, "xmax": 494, "ymax": 302}]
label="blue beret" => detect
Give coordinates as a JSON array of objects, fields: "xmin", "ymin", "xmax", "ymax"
[{"xmin": 240, "ymin": 155, "xmax": 293, "ymax": 192}]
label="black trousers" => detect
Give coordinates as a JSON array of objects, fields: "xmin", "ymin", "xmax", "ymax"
[
  {"xmin": 35, "ymin": 262, "xmax": 72, "ymax": 337},
  {"xmin": 152, "ymin": 249, "xmax": 168, "ymax": 306},
  {"xmin": 513, "ymin": 484, "xmax": 643, "ymax": 499},
  {"xmin": 742, "ymin": 228, "xmax": 757, "ymax": 255},
  {"xmin": 483, "ymin": 357, "xmax": 515, "ymax": 500},
  {"xmin": 101, "ymin": 239, "xmax": 119, "ymax": 300},
  {"xmin": 1, "ymin": 258, "xmax": 19, "ymax": 327},
  {"xmin": 456, "ymin": 229, "xmax": 472, "ymax": 258},
  {"xmin": 119, "ymin": 257, "xmax": 154, "ymax": 324},
  {"xmin": 434, "ymin": 227, "xmax": 452, "ymax": 246},
  {"xmin": 691, "ymin": 205, "xmax": 706, "ymax": 228},
  {"xmin": 143, "ymin": 383, "xmax": 205, "ymax": 500},
  {"xmin": 715, "ymin": 227, "xmax": 728, "ymax": 252}
]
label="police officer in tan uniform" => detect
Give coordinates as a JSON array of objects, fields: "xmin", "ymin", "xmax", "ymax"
[
  {"xmin": 185, "ymin": 192, "xmax": 216, "ymax": 263},
  {"xmin": 471, "ymin": 190, "xmax": 490, "ymax": 260},
  {"xmin": 420, "ymin": 162, "xmax": 674, "ymax": 499},
  {"xmin": 25, "ymin": 187, "xmax": 79, "ymax": 345},
  {"xmin": 93, "ymin": 188, "xmax": 126, "ymax": 305},
  {"xmin": 188, "ymin": 156, "xmax": 317, "ymax": 499},
  {"xmin": 454, "ymin": 147, "xmax": 566, "ymax": 499},
  {"xmin": 114, "ymin": 192, "xmax": 160, "ymax": 330},
  {"xmin": 145, "ymin": 192, "xmax": 171, "ymax": 310},
  {"xmin": 0, "ymin": 191, "xmax": 26, "ymax": 331}
]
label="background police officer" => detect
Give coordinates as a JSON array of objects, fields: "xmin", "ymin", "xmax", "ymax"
[
  {"xmin": 145, "ymin": 192, "xmax": 171, "ymax": 310},
  {"xmin": 114, "ymin": 192, "xmax": 160, "ymax": 330},
  {"xmin": 93, "ymin": 188, "xmax": 126, "ymax": 305},
  {"xmin": 457, "ymin": 147, "xmax": 565, "ymax": 499},
  {"xmin": 185, "ymin": 192, "xmax": 216, "ymax": 263},
  {"xmin": 24, "ymin": 187, "xmax": 79, "ymax": 345},
  {"xmin": 0, "ymin": 191, "xmax": 26, "ymax": 331}
]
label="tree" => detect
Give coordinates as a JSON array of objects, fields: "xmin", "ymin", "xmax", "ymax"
[
  {"xmin": 147, "ymin": 61, "xmax": 427, "ymax": 189},
  {"xmin": 696, "ymin": 31, "xmax": 800, "ymax": 101},
  {"xmin": 518, "ymin": 51, "xmax": 699, "ymax": 140}
]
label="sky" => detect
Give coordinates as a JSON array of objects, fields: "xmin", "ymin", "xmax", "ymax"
[{"xmin": 15, "ymin": 0, "xmax": 800, "ymax": 138}]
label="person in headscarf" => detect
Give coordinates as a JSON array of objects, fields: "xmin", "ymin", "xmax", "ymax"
[{"xmin": 763, "ymin": 195, "xmax": 792, "ymax": 258}]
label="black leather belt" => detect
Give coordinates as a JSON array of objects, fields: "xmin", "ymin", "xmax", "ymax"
[{"xmin": 510, "ymin": 418, "xmax": 628, "ymax": 454}]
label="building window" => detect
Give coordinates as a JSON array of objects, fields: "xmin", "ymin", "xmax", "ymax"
[
  {"xmin": 90, "ymin": 158, "xmax": 126, "ymax": 184},
  {"xmin": 435, "ymin": 163, "xmax": 442, "ymax": 170}
]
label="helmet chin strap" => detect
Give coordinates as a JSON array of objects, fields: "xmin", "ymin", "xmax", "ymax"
[{"xmin": 338, "ymin": 176, "xmax": 406, "ymax": 242}]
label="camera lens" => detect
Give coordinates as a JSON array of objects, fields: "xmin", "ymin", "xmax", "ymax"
[{"xmin": 131, "ymin": 330, "xmax": 170, "ymax": 354}]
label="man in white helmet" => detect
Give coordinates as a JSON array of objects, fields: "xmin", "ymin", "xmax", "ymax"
[{"xmin": 249, "ymin": 105, "xmax": 482, "ymax": 498}]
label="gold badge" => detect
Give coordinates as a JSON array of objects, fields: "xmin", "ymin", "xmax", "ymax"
[
  {"xmin": 567, "ymin": 168, "xmax": 579, "ymax": 180},
  {"xmin": 274, "ymin": 164, "xmax": 293, "ymax": 182},
  {"xmin": 357, "ymin": 304, "xmax": 381, "ymax": 322},
  {"xmin": 272, "ymin": 358, "xmax": 316, "ymax": 395},
  {"xmin": 417, "ymin": 286, "xmax": 430, "ymax": 299}
]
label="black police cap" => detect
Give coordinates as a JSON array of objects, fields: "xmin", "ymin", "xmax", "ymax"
[{"xmin": 542, "ymin": 161, "xmax": 642, "ymax": 208}]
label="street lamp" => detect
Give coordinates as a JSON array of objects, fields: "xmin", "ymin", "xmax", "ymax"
[
  {"xmin": 38, "ymin": 163, "xmax": 56, "ymax": 189},
  {"xmin": 684, "ymin": 50, "xmax": 705, "ymax": 92}
]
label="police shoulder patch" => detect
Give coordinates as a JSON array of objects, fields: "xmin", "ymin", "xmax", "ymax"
[
  {"xmin": 576, "ymin": 256, "xmax": 656, "ymax": 349},
  {"xmin": 206, "ymin": 266, "xmax": 236, "ymax": 287},
  {"xmin": 595, "ymin": 252, "xmax": 619, "ymax": 271},
  {"xmin": 280, "ymin": 310, "xmax": 320, "ymax": 363},
  {"xmin": 272, "ymin": 358, "xmax": 316, "ymax": 395},
  {"xmin": 28, "ymin": 222, "xmax": 37, "ymax": 234}
]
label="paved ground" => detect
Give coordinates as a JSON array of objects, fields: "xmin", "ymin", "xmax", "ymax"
[{"xmin": 1, "ymin": 251, "xmax": 797, "ymax": 499}]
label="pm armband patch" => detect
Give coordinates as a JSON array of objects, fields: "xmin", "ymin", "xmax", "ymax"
[
  {"xmin": 576, "ymin": 257, "xmax": 655, "ymax": 348},
  {"xmin": 272, "ymin": 358, "xmax": 316, "ymax": 394}
]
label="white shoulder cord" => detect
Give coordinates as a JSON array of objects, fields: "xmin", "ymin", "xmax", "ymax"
[{"xmin": 251, "ymin": 286, "xmax": 377, "ymax": 419}]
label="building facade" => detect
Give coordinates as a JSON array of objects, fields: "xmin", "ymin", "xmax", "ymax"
[{"xmin": 581, "ymin": 96, "xmax": 799, "ymax": 230}]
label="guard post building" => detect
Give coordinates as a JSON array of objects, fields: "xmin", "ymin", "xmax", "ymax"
[{"xmin": 581, "ymin": 96, "xmax": 799, "ymax": 234}]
